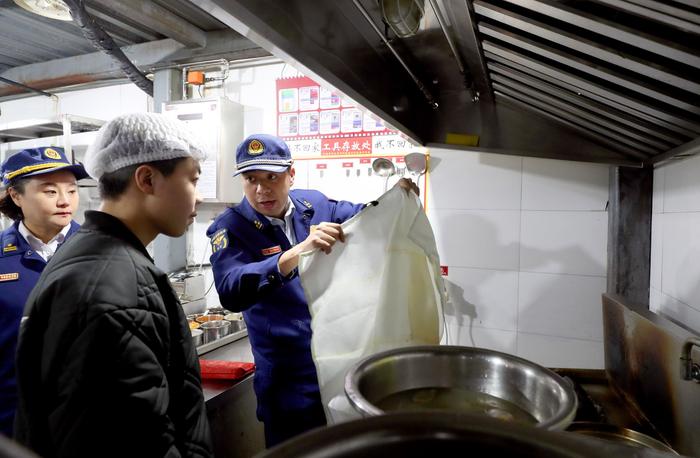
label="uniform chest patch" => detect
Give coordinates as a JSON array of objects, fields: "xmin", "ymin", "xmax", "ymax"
[
  {"xmin": 210, "ymin": 228, "xmax": 229, "ymax": 253},
  {"xmin": 0, "ymin": 272, "xmax": 19, "ymax": 282},
  {"xmin": 3, "ymin": 243, "xmax": 17, "ymax": 253},
  {"xmin": 261, "ymin": 245, "xmax": 282, "ymax": 256}
]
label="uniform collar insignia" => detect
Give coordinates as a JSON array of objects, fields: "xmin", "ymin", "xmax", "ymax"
[{"xmin": 0, "ymin": 272, "xmax": 19, "ymax": 282}]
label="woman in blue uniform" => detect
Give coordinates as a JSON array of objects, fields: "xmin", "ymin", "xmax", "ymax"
[{"xmin": 0, "ymin": 147, "xmax": 87, "ymax": 436}]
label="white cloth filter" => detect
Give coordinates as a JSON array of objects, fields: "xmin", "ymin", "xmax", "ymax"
[
  {"xmin": 299, "ymin": 186, "xmax": 446, "ymax": 424},
  {"xmin": 85, "ymin": 112, "xmax": 207, "ymax": 179}
]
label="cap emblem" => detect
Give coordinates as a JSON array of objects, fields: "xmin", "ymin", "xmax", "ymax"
[
  {"xmin": 248, "ymin": 139, "xmax": 265, "ymax": 156},
  {"xmin": 43, "ymin": 148, "xmax": 62, "ymax": 160}
]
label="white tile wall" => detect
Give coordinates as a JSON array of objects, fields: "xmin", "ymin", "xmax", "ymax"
[
  {"xmin": 428, "ymin": 147, "xmax": 609, "ymax": 368},
  {"xmin": 522, "ymin": 158, "xmax": 608, "ymax": 211},
  {"xmin": 517, "ymin": 332, "xmax": 604, "ymax": 369},
  {"xmin": 650, "ymin": 154, "xmax": 700, "ymax": 335},
  {"xmin": 662, "ymin": 154, "xmax": 700, "ymax": 213},
  {"xmin": 652, "ymin": 166, "xmax": 664, "ymax": 214},
  {"xmin": 443, "ymin": 268, "xmax": 518, "ymax": 331},
  {"xmin": 444, "ymin": 323, "xmax": 517, "ymax": 355},
  {"xmin": 650, "ymin": 215, "xmax": 663, "ymax": 290},
  {"xmin": 429, "ymin": 209, "xmax": 520, "ymax": 270},
  {"xmin": 520, "ymin": 211, "xmax": 607, "ymax": 276},
  {"xmin": 660, "ymin": 212, "xmax": 700, "ymax": 308},
  {"xmin": 518, "ymin": 272, "xmax": 605, "ymax": 341},
  {"xmin": 427, "ymin": 149, "xmax": 522, "ymax": 210}
]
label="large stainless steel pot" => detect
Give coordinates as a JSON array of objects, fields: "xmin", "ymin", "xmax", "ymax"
[
  {"xmin": 258, "ymin": 412, "xmax": 678, "ymax": 457},
  {"xmin": 345, "ymin": 345, "xmax": 577, "ymax": 430}
]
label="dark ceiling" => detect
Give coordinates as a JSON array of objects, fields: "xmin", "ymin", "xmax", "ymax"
[{"xmin": 1, "ymin": 0, "xmax": 698, "ymax": 166}]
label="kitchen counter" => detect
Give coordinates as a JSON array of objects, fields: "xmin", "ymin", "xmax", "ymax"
[{"xmin": 201, "ymin": 334, "xmax": 265, "ymax": 458}]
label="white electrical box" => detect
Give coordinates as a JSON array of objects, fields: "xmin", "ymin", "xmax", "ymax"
[{"xmin": 162, "ymin": 97, "xmax": 244, "ymax": 203}]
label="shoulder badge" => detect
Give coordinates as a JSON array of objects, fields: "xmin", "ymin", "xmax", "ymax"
[
  {"xmin": 43, "ymin": 148, "xmax": 62, "ymax": 160},
  {"xmin": 248, "ymin": 139, "xmax": 265, "ymax": 156},
  {"xmin": 210, "ymin": 228, "xmax": 229, "ymax": 253},
  {"xmin": 253, "ymin": 219, "xmax": 263, "ymax": 230},
  {"xmin": 302, "ymin": 199, "xmax": 313, "ymax": 209}
]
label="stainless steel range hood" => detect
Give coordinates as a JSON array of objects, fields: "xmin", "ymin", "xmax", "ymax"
[{"xmin": 187, "ymin": 0, "xmax": 700, "ymax": 166}]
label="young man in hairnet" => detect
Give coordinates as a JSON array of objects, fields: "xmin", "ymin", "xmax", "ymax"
[
  {"xmin": 14, "ymin": 113, "xmax": 213, "ymax": 458},
  {"xmin": 207, "ymin": 134, "xmax": 418, "ymax": 447}
]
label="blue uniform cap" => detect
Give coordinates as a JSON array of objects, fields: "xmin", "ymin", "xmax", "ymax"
[
  {"xmin": 1, "ymin": 147, "xmax": 89, "ymax": 186},
  {"xmin": 233, "ymin": 134, "xmax": 293, "ymax": 177}
]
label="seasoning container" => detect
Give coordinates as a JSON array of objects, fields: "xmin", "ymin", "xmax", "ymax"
[
  {"xmin": 188, "ymin": 320, "xmax": 201, "ymax": 330},
  {"xmin": 200, "ymin": 320, "xmax": 232, "ymax": 344},
  {"xmin": 196, "ymin": 314, "xmax": 225, "ymax": 323},
  {"xmin": 191, "ymin": 329, "xmax": 204, "ymax": 347}
]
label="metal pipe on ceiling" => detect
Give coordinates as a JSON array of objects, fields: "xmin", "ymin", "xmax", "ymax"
[
  {"xmin": 351, "ymin": 0, "xmax": 438, "ymax": 110},
  {"xmin": 0, "ymin": 76, "xmax": 56, "ymax": 98},
  {"xmin": 63, "ymin": 0, "xmax": 153, "ymax": 97}
]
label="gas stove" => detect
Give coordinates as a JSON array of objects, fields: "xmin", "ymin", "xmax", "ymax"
[{"xmin": 553, "ymin": 368, "xmax": 676, "ymax": 453}]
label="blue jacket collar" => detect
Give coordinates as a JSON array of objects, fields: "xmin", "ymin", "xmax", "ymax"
[
  {"xmin": 1, "ymin": 220, "xmax": 80, "ymax": 258},
  {"xmin": 235, "ymin": 190, "xmax": 315, "ymax": 231}
]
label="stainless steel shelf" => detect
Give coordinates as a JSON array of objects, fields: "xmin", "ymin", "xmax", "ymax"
[{"xmin": 0, "ymin": 114, "xmax": 104, "ymax": 143}]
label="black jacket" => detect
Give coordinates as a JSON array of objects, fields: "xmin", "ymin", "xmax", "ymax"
[{"xmin": 14, "ymin": 211, "xmax": 212, "ymax": 458}]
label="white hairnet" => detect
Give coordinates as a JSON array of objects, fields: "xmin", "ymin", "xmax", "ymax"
[{"xmin": 85, "ymin": 112, "xmax": 207, "ymax": 179}]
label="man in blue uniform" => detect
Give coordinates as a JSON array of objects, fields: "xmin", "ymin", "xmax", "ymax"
[
  {"xmin": 0, "ymin": 147, "xmax": 88, "ymax": 436},
  {"xmin": 207, "ymin": 134, "xmax": 417, "ymax": 447}
]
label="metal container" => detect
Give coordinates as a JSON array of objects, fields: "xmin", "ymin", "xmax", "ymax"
[
  {"xmin": 191, "ymin": 329, "xmax": 203, "ymax": 347},
  {"xmin": 345, "ymin": 345, "xmax": 577, "ymax": 431},
  {"xmin": 196, "ymin": 314, "xmax": 225, "ymax": 323},
  {"xmin": 200, "ymin": 320, "xmax": 231, "ymax": 344},
  {"xmin": 226, "ymin": 319, "xmax": 246, "ymax": 333},
  {"xmin": 259, "ymin": 412, "xmax": 676, "ymax": 458}
]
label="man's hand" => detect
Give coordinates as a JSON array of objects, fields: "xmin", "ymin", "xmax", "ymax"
[
  {"xmin": 302, "ymin": 223, "xmax": 345, "ymax": 254},
  {"xmin": 278, "ymin": 222, "xmax": 346, "ymax": 276},
  {"xmin": 395, "ymin": 177, "xmax": 420, "ymax": 196}
]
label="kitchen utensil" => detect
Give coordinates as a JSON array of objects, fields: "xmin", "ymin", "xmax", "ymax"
[
  {"xmin": 258, "ymin": 412, "xmax": 666, "ymax": 458},
  {"xmin": 372, "ymin": 157, "xmax": 396, "ymax": 192},
  {"xmin": 404, "ymin": 152, "xmax": 426, "ymax": 179},
  {"xmin": 345, "ymin": 345, "xmax": 577, "ymax": 431}
]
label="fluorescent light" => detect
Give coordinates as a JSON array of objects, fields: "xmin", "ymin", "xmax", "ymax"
[{"xmin": 13, "ymin": 0, "xmax": 72, "ymax": 21}]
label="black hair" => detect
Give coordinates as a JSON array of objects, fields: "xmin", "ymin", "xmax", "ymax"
[
  {"xmin": 98, "ymin": 157, "xmax": 187, "ymax": 199},
  {"xmin": 0, "ymin": 177, "xmax": 28, "ymax": 221}
]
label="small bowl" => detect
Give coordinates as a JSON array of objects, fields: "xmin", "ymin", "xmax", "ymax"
[
  {"xmin": 191, "ymin": 329, "xmax": 203, "ymax": 347},
  {"xmin": 188, "ymin": 320, "xmax": 201, "ymax": 330},
  {"xmin": 196, "ymin": 314, "xmax": 225, "ymax": 323},
  {"xmin": 187, "ymin": 313, "xmax": 204, "ymax": 322}
]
